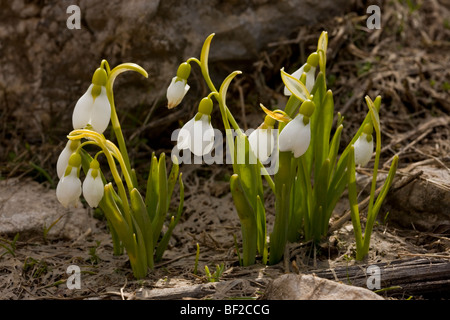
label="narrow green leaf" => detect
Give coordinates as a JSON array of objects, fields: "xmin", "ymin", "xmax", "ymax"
[
  {"xmin": 145, "ymin": 153, "xmax": 159, "ymax": 220},
  {"xmin": 155, "ymin": 173, "xmax": 184, "ymax": 262},
  {"xmin": 130, "ymin": 188, "xmax": 154, "ymax": 269},
  {"xmin": 347, "ymin": 146, "xmax": 364, "ymax": 255}
]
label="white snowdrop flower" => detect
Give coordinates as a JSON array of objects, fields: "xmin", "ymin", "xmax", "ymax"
[
  {"xmin": 167, "ymin": 62, "xmax": 191, "ymax": 109},
  {"xmin": 167, "ymin": 77, "xmax": 190, "ymax": 109},
  {"xmin": 284, "ymin": 52, "xmax": 319, "ymax": 96},
  {"xmin": 278, "ymin": 99, "xmax": 315, "ymax": 158},
  {"xmin": 248, "ymin": 116, "xmax": 276, "ymax": 163},
  {"xmin": 354, "ymin": 131, "xmax": 374, "ymax": 167},
  {"xmin": 56, "ymin": 153, "xmax": 82, "ymax": 208},
  {"xmin": 177, "ymin": 97, "xmax": 214, "ymax": 157},
  {"xmin": 56, "ymin": 140, "xmax": 80, "ymax": 179},
  {"xmin": 72, "ymin": 68, "xmax": 111, "ymax": 134},
  {"xmin": 278, "ymin": 114, "xmax": 311, "ymax": 158},
  {"xmin": 82, "ymin": 159, "xmax": 104, "ymax": 208}
]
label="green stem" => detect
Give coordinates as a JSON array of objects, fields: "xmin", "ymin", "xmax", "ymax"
[
  {"xmin": 269, "ymin": 151, "xmax": 292, "ymax": 265},
  {"xmin": 105, "ymin": 63, "xmax": 148, "ymax": 188}
]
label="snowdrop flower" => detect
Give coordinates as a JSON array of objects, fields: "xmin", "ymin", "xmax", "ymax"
[
  {"xmin": 82, "ymin": 159, "xmax": 104, "ymax": 208},
  {"xmin": 72, "ymin": 67, "xmax": 111, "ymax": 133},
  {"xmin": 248, "ymin": 115, "xmax": 276, "ymax": 162},
  {"xmin": 56, "ymin": 152, "xmax": 82, "ymax": 208},
  {"xmin": 177, "ymin": 97, "xmax": 214, "ymax": 157},
  {"xmin": 284, "ymin": 52, "xmax": 319, "ymax": 96},
  {"xmin": 354, "ymin": 124, "xmax": 374, "ymax": 166},
  {"xmin": 56, "ymin": 140, "xmax": 80, "ymax": 179},
  {"xmin": 167, "ymin": 62, "xmax": 191, "ymax": 109},
  {"xmin": 278, "ymin": 99, "xmax": 315, "ymax": 158}
]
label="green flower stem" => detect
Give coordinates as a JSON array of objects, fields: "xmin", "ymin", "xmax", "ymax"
[{"xmin": 105, "ymin": 62, "xmax": 149, "ymax": 188}]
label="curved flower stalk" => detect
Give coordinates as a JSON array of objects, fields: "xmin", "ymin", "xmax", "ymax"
[{"xmin": 56, "ymin": 60, "xmax": 184, "ymax": 279}]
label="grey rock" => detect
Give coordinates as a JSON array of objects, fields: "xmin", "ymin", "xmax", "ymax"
[
  {"xmin": 264, "ymin": 273, "xmax": 384, "ymax": 300},
  {"xmin": 0, "ymin": 178, "xmax": 94, "ymax": 240},
  {"xmin": 0, "ymin": 0, "xmax": 352, "ymax": 146},
  {"xmin": 385, "ymin": 165, "xmax": 450, "ymax": 232}
]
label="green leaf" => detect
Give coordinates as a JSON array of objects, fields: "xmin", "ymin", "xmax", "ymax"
[
  {"xmin": 145, "ymin": 153, "xmax": 159, "ymax": 220},
  {"xmin": 130, "ymin": 188, "xmax": 154, "ymax": 269},
  {"xmin": 372, "ymin": 155, "xmax": 399, "ymax": 222},
  {"xmin": 155, "ymin": 173, "xmax": 185, "ymax": 262},
  {"xmin": 230, "ymin": 174, "xmax": 257, "ymax": 266},
  {"xmin": 347, "ymin": 146, "xmax": 364, "ymax": 255}
]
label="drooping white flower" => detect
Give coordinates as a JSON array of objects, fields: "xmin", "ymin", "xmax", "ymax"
[
  {"xmin": 167, "ymin": 62, "xmax": 191, "ymax": 109},
  {"xmin": 354, "ymin": 132, "xmax": 374, "ymax": 166},
  {"xmin": 278, "ymin": 114, "xmax": 311, "ymax": 158},
  {"xmin": 72, "ymin": 68, "xmax": 111, "ymax": 133},
  {"xmin": 56, "ymin": 166, "xmax": 82, "ymax": 209},
  {"xmin": 167, "ymin": 77, "xmax": 190, "ymax": 109},
  {"xmin": 177, "ymin": 114, "xmax": 214, "ymax": 157},
  {"xmin": 284, "ymin": 52, "xmax": 319, "ymax": 96},
  {"xmin": 248, "ymin": 116, "xmax": 276, "ymax": 163},
  {"xmin": 82, "ymin": 159, "xmax": 104, "ymax": 208},
  {"xmin": 177, "ymin": 97, "xmax": 214, "ymax": 157},
  {"xmin": 56, "ymin": 140, "xmax": 80, "ymax": 179}
]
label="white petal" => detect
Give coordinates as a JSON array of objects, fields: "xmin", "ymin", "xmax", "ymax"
[
  {"xmin": 167, "ymin": 77, "xmax": 189, "ymax": 109},
  {"xmin": 278, "ymin": 115, "xmax": 311, "ymax": 158},
  {"xmin": 177, "ymin": 117, "xmax": 195, "ymax": 150},
  {"xmin": 354, "ymin": 133, "xmax": 374, "ymax": 166},
  {"xmin": 191, "ymin": 114, "xmax": 214, "ymax": 157},
  {"xmin": 90, "ymin": 87, "xmax": 111, "ymax": 133},
  {"xmin": 72, "ymin": 84, "xmax": 94, "ymax": 130},
  {"xmin": 83, "ymin": 169, "xmax": 104, "ymax": 208},
  {"xmin": 249, "ymin": 129, "xmax": 275, "ymax": 162},
  {"xmin": 56, "ymin": 141, "xmax": 73, "ymax": 179},
  {"xmin": 284, "ymin": 64, "xmax": 305, "ymax": 96},
  {"xmin": 305, "ymin": 66, "xmax": 316, "ymax": 93},
  {"xmin": 56, "ymin": 167, "xmax": 82, "ymax": 208}
]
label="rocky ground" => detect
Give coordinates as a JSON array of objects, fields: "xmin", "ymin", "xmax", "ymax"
[{"xmin": 1, "ymin": 0, "xmax": 449, "ymax": 300}]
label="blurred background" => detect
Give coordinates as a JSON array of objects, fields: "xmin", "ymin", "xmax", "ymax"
[{"xmin": 0, "ymin": 0, "xmax": 449, "ymax": 186}]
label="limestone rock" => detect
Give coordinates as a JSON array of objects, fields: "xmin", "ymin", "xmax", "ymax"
[
  {"xmin": 0, "ymin": 178, "xmax": 94, "ymax": 240},
  {"xmin": 263, "ymin": 273, "xmax": 384, "ymax": 300}
]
